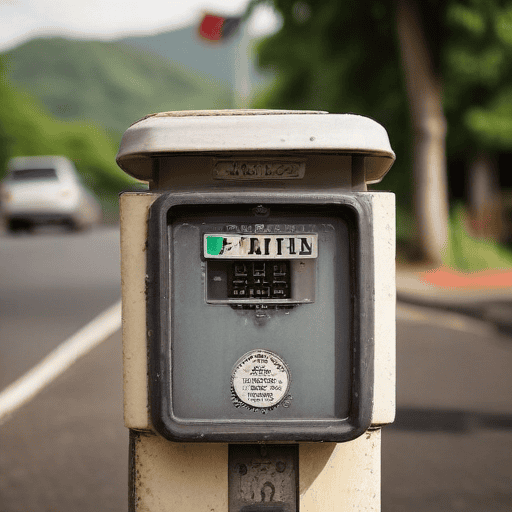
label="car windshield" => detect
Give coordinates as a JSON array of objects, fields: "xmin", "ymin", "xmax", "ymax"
[{"xmin": 9, "ymin": 168, "xmax": 58, "ymax": 181}]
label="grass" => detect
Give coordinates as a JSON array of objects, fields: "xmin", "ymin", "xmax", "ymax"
[
  {"xmin": 444, "ymin": 203, "xmax": 512, "ymax": 272},
  {"xmin": 396, "ymin": 203, "xmax": 512, "ymax": 271}
]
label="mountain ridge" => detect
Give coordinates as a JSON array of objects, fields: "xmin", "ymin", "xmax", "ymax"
[{"xmin": 2, "ymin": 31, "xmax": 235, "ymax": 135}]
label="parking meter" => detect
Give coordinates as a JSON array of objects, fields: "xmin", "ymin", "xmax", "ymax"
[{"xmin": 117, "ymin": 110, "xmax": 396, "ymax": 511}]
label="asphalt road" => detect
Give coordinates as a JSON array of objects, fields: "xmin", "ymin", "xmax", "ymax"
[
  {"xmin": 0, "ymin": 330, "xmax": 127, "ymax": 512},
  {"xmin": 384, "ymin": 306, "xmax": 512, "ymax": 511},
  {"xmin": 0, "ymin": 226, "xmax": 126, "ymax": 511},
  {"xmin": 0, "ymin": 227, "xmax": 511, "ymax": 511},
  {"xmin": 0, "ymin": 225, "xmax": 121, "ymax": 389}
]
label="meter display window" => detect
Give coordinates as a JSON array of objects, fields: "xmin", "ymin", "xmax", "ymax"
[{"xmin": 147, "ymin": 193, "xmax": 374, "ymax": 442}]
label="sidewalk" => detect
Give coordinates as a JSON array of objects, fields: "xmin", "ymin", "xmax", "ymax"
[{"xmin": 396, "ymin": 265, "xmax": 512, "ymax": 335}]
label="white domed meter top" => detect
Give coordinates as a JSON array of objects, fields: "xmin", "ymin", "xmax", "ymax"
[{"xmin": 116, "ymin": 109, "xmax": 395, "ymax": 184}]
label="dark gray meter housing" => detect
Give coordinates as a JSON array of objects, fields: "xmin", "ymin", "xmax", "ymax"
[{"xmin": 146, "ymin": 190, "xmax": 375, "ymax": 443}]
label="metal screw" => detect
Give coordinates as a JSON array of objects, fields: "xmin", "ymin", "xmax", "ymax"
[{"xmin": 276, "ymin": 461, "xmax": 286, "ymax": 473}]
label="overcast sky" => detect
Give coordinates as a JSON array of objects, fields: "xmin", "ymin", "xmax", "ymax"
[{"xmin": 0, "ymin": 0, "xmax": 280, "ymax": 51}]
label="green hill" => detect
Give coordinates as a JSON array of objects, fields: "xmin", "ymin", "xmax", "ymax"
[
  {"xmin": 2, "ymin": 37, "xmax": 233, "ymax": 136},
  {"xmin": 120, "ymin": 25, "xmax": 273, "ymax": 107}
]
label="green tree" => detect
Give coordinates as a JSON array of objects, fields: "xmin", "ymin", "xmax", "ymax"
[
  {"xmin": 442, "ymin": 2, "xmax": 512, "ymax": 240},
  {"xmin": 444, "ymin": 2, "xmax": 512, "ymax": 152},
  {"xmin": 0, "ymin": 57, "xmax": 14, "ymax": 173}
]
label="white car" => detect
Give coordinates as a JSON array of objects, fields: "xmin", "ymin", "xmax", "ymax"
[{"xmin": 1, "ymin": 155, "xmax": 102, "ymax": 233}]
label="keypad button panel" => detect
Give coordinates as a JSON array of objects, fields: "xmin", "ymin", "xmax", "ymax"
[{"xmin": 228, "ymin": 261, "xmax": 291, "ymax": 299}]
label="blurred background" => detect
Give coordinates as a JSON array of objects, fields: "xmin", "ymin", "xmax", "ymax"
[
  {"xmin": 2, "ymin": 0, "xmax": 512, "ymax": 268},
  {"xmin": 0, "ymin": 1, "xmax": 511, "ymax": 511}
]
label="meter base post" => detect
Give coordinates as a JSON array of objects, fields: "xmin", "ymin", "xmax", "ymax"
[
  {"xmin": 128, "ymin": 429, "xmax": 382, "ymax": 511},
  {"xmin": 118, "ymin": 111, "xmax": 396, "ymax": 512}
]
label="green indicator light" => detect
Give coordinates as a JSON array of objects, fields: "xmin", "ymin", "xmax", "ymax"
[{"xmin": 206, "ymin": 236, "xmax": 224, "ymax": 256}]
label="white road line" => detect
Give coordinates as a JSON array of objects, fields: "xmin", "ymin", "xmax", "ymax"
[{"xmin": 0, "ymin": 300, "xmax": 122, "ymax": 424}]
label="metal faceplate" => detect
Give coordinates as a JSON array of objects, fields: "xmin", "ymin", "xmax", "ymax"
[{"xmin": 146, "ymin": 190, "xmax": 375, "ymax": 442}]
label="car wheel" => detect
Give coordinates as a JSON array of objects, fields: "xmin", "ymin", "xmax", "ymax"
[{"xmin": 8, "ymin": 219, "xmax": 32, "ymax": 234}]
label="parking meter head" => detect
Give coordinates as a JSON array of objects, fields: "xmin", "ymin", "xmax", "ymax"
[{"xmin": 117, "ymin": 110, "xmax": 396, "ymax": 443}]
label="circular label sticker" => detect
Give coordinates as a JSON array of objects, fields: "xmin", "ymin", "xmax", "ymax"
[{"xmin": 231, "ymin": 349, "xmax": 290, "ymax": 411}]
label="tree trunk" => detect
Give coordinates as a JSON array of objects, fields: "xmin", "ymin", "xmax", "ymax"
[
  {"xmin": 468, "ymin": 152, "xmax": 502, "ymax": 240},
  {"xmin": 396, "ymin": 0, "xmax": 450, "ymax": 265}
]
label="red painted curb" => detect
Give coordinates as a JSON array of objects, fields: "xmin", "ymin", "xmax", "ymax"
[{"xmin": 420, "ymin": 267, "xmax": 512, "ymax": 290}]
